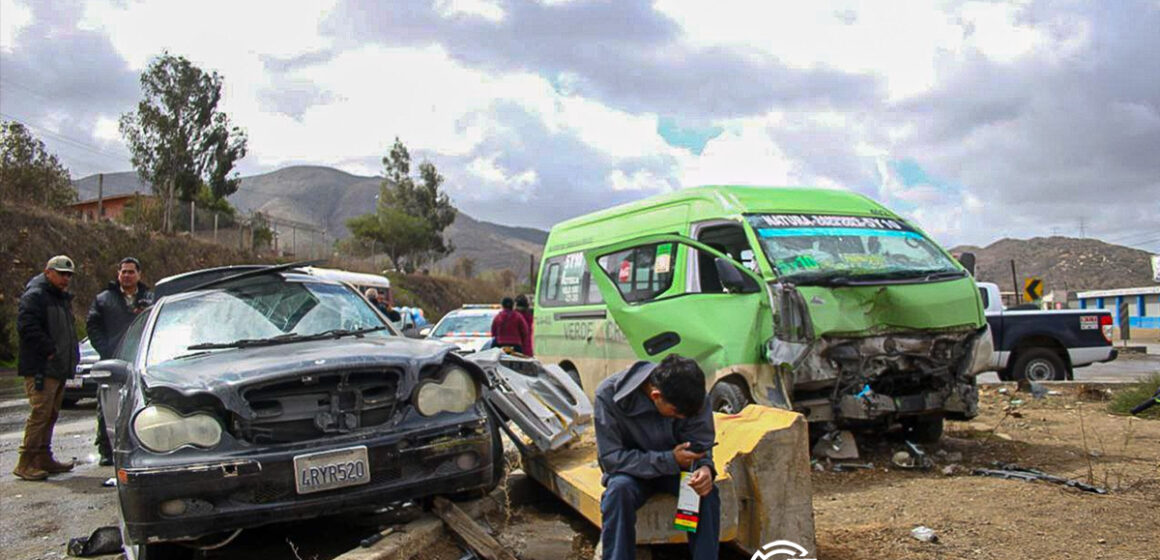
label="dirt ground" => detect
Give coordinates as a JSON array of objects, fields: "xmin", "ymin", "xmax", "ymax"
[{"xmin": 459, "ymin": 383, "xmax": 1160, "ymax": 560}]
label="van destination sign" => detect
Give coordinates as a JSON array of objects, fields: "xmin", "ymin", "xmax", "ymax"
[{"xmin": 755, "ymin": 213, "xmax": 910, "ymax": 231}]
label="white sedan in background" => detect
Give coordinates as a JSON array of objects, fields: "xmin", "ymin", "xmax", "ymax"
[{"xmin": 422, "ymin": 305, "xmax": 500, "ymax": 353}]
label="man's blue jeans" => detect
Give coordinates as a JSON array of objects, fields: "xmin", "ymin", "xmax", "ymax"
[{"xmin": 600, "ymin": 473, "xmax": 720, "ymax": 560}]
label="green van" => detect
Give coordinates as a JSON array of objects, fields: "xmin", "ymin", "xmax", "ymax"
[{"xmin": 533, "ymin": 186, "xmax": 993, "ymax": 440}]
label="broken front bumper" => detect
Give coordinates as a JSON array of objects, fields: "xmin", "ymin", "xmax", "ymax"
[{"xmin": 117, "ymin": 410, "xmax": 495, "ymax": 544}]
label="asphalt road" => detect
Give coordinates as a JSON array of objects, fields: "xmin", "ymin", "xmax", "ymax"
[{"xmin": 1, "ymin": 351, "xmax": 1156, "ymax": 559}]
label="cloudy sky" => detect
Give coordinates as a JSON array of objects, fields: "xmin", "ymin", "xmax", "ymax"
[{"xmin": 1, "ymin": 0, "xmax": 1157, "ymax": 251}]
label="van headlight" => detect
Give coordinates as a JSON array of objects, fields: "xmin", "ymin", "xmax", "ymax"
[
  {"xmin": 414, "ymin": 366, "xmax": 478, "ymax": 416},
  {"xmin": 133, "ymin": 405, "xmax": 222, "ymax": 453}
]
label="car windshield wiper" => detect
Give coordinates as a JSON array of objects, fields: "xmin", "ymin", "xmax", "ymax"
[{"xmin": 186, "ymin": 326, "xmax": 388, "ymax": 350}]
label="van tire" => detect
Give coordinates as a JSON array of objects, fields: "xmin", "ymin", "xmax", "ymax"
[
  {"xmin": 709, "ymin": 382, "xmax": 749, "ymax": 414},
  {"xmin": 1012, "ymin": 348, "xmax": 1066, "ymax": 382}
]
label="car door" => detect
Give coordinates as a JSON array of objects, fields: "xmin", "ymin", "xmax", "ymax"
[{"xmin": 584, "ymin": 234, "xmax": 769, "ymax": 372}]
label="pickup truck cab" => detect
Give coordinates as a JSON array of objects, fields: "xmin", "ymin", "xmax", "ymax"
[{"xmin": 978, "ymin": 282, "xmax": 1118, "ymax": 381}]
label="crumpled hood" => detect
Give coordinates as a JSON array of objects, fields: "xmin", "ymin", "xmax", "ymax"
[
  {"xmin": 435, "ymin": 335, "xmax": 491, "ymax": 353},
  {"xmin": 143, "ymin": 336, "xmax": 455, "ymax": 397},
  {"xmin": 797, "ymin": 277, "xmax": 983, "ymax": 337}
]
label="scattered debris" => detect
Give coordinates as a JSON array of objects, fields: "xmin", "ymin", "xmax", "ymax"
[
  {"xmin": 66, "ymin": 526, "xmax": 122, "ymax": 557},
  {"xmin": 359, "ymin": 527, "xmax": 395, "ymax": 548},
  {"xmin": 1078, "ymin": 385, "xmax": 1112, "ymax": 402},
  {"xmin": 832, "ymin": 462, "xmax": 874, "ymax": 472},
  {"xmin": 941, "ymin": 464, "xmax": 961, "ymax": 476},
  {"xmin": 1017, "ymin": 379, "xmax": 1048, "ymax": 399},
  {"xmin": 944, "ymin": 451, "xmax": 963, "ymax": 463},
  {"xmin": 101, "ymin": 478, "xmax": 116, "ymax": 487},
  {"xmin": 910, "ymin": 526, "xmax": 938, "ymax": 543},
  {"xmin": 889, "ymin": 441, "xmax": 934, "ymax": 471},
  {"xmin": 1047, "ymin": 390, "xmax": 1062, "ymax": 396},
  {"xmin": 998, "ymin": 388, "xmax": 1010, "ymax": 395},
  {"xmin": 812, "ymin": 429, "xmax": 859, "ymax": 459},
  {"xmin": 971, "ymin": 463, "xmax": 1107, "ymax": 494},
  {"xmin": 994, "ymin": 433, "xmax": 1013, "ymax": 441},
  {"xmin": 432, "ymin": 496, "xmax": 518, "ymax": 560}
]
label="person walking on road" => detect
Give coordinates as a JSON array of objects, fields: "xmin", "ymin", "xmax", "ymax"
[
  {"xmin": 514, "ymin": 294, "xmax": 534, "ymax": 356},
  {"xmin": 595, "ymin": 354, "xmax": 720, "ymax": 560},
  {"xmin": 490, "ymin": 296, "xmax": 529, "ymax": 354},
  {"xmin": 14, "ymin": 256, "xmax": 81, "ymax": 481},
  {"xmin": 86, "ymin": 257, "xmax": 153, "ymax": 465}
]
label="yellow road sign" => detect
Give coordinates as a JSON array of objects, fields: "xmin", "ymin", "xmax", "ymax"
[{"xmin": 1024, "ymin": 277, "xmax": 1043, "ymax": 301}]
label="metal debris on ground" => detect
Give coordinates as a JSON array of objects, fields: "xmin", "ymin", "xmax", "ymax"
[
  {"xmin": 890, "ymin": 441, "xmax": 934, "ymax": 470},
  {"xmin": 811, "ymin": 429, "xmax": 859, "ymax": 459},
  {"xmin": 831, "ymin": 462, "xmax": 874, "ymax": 472},
  {"xmin": 66, "ymin": 526, "xmax": 122, "ymax": 557},
  {"xmin": 1017, "ymin": 379, "xmax": 1048, "ymax": 399},
  {"xmin": 910, "ymin": 526, "xmax": 938, "ymax": 543},
  {"xmin": 971, "ymin": 462, "xmax": 1107, "ymax": 494},
  {"xmin": 101, "ymin": 477, "xmax": 116, "ymax": 487}
]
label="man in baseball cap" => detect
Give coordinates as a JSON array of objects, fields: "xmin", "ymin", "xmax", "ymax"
[{"xmin": 13, "ymin": 255, "xmax": 80, "ymax": 480}]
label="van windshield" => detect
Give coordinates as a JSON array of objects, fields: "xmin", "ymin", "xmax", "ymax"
[{"xmin": 745, "ymin": 213, "xmax": 962, "ymax": 285}]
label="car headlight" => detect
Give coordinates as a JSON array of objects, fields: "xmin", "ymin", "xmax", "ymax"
[
  {"xmin": 133, "ymin": 405, "xmax": 222, "ymax": 453},
  {"xmin": 414, "ymin": 366, "xmax": 478, "ymax": 416}
]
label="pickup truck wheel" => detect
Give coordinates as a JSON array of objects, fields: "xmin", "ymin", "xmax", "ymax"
[
  {"xmin": 709, "ymin": 382, "xmax": 749, "ymax": 414},
  {"xmin": 1013, "ymin": 348, "xmax": 1066, "ymax": 382},
  {"xmin": 902, "ymin": 415, "xmax": 944, "ymax": 443}
]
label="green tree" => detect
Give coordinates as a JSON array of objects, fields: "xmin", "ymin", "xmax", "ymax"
[
  {"xmin": 119, "ymin": 52, "xmax": 247, "ymax": 232},
  {"xmin": 347, "ymin": 138, "xmax": 457, "ymax": 272},
  {"xmin": 0, "ymin": 121, "xmax": 76, "ymax": 207}
]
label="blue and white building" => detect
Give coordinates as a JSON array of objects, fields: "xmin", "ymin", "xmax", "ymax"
[{"xmin": 1075, "ymin": 286, "xmax": 1160, "ymax": 340}]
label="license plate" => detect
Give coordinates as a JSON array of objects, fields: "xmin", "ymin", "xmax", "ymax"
[
  {"xmin": 65, "ymin": 377, "xmax": 84, "ymax": 389},
  {"xmin": 293, "ymin": 446, "xmax": 370, "ymax": 495}
]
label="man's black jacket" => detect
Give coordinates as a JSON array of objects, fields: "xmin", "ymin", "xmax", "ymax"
[
  {"xmin": 18, "ymin": 274, "xmax": 80, "ymax": 379},
  {"xmin": 86, "ymin": 281, "xmax": 153, "ymax": 359}
]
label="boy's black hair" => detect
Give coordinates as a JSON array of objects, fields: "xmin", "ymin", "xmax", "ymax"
[
  {"xmin": 515, "ymin": 294, "xmax": 529, "ymax": 309},
  {"xmin": 120, "ymin": 257, "xmax": 142, "ymax": 272},
  {"xmin": 649, "ymin": 354, "xmax": 706, "ymax": 417},
  {"xmin": 501, "ymin": 296, "xmax": 514, "ymax": 310}
]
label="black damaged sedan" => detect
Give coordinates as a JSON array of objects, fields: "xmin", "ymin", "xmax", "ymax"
[{"xmin": 92, "ymin": 269, "xmax": 502, "ymax": 559}]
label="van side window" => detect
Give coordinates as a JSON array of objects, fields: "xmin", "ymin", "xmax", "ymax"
[
  {"xmin": 599, "ymin": 243, "xmax": 676, "ymax": 303},
  {"xmin": 540, "ymin": 252, "xmax": 604, "ymax": 307}
]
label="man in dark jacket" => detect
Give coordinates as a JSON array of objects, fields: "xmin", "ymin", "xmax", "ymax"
[
  {"xmin": 514, "ymin": 294, "xmax": 534, "ymax": 356},
  {"xmin": 14, "ymin": 255, "xmax": 81, "ymax": 481},
  {"xmin": 86, "ymin": 257, "xmax": 153, "ymax": 464},
  {"xmin": 490, "ymin": 296, "xmax": 529, "ymax": 354},
  {"xmin": 595, "ymin": 355, "xmax": 719, "ymax": 560}
]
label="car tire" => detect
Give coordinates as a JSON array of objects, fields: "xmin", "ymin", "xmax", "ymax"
[
  {"xmin": 1012, "ymin": 348, "xmax": 1066, "ymax": 382},
  {"xmin": 61, "ymin": 398, "xmax": 80, "ymax": 408},
  {"xmin": 901, "ymin": 415, "xmax": 944, "ymax": 443},
  {"xmin": 450, "ymin": 409, "xmax": 505, "ymax": 502},
  {"xmin": 709, "ymin": 381, "xmax": 749, "ymax": 414}
]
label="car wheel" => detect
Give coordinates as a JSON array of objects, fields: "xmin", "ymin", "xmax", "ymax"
[
  {"xmin": 901, "ymin": 415, "xmax": 944, "ymax": 443},
  {"xmin": 709, "ymin": 381, "xmax": 749, "ymax": 414},
  {"xmin": 61, "ymin": 398, "xmax": 80, "ymax": 408},
  {"xmin": 1012, "ymin": 348, "xmax": 1066, "ymax": 382}
]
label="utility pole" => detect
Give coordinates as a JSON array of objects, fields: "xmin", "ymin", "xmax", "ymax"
[
  {"xmin": 1010, "ymin": 259, "xmax": 1020, "ymax": 305},
  {"xmin": 97, "ymin": 173, "xmax": 104, "ymax": 219},
  {"xmin": 292, "ymin": 226, "xmax": 297, "ymax": 257},
  {"xmin": 1079, "ymin": 218, "xmax": 1086, "ymax": 238},
  {"xmin": 213, "ymin": 213, "xmax": 219, "ymax": 243},
  {"xmin": 190, "ymin": 200, "xmax": 196, "ymax": 234}
]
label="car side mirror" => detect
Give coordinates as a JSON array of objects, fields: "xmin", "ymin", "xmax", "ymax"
[
  {"xmin": 955, "ymin": 252, "xmax": 976, "ymax": 276},
  {"xmin": 419, "ymin": 327, "xmax": 432, "ymax": 337},
  {"xmin": 715, "ymin": 258, "xmax": 759, "ymax": 293},
  {"xmin": 90, "ymin": 359, "xmax": 130, "ymax": 384}
]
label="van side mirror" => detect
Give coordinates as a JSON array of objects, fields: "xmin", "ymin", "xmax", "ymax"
[
  {"xmin": 90, "ymin": 359, "xmax": 130, "ymax": 384},
  {"xmin": 715, "ymin": 258, "xmax": 759, "ymax": 293},
  {"xmin": 955, "ymin": 252, "xmax": 976, "ymax": 276},
  {"xmin": 419, "ymin": 327, "xmax": 432, "ymax": 337}
]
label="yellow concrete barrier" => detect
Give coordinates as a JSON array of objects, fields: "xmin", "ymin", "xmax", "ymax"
[{"xmin": 523, "ymin": 405, "xmax": 815, "ymax": 555}]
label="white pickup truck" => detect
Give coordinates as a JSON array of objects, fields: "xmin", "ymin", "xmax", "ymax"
[{"xmin": 978, "ymin": 282, "xmax": 1118, "ymax": 381}]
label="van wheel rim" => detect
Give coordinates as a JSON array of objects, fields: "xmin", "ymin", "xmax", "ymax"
[{"xmin": 1026, "ymin": 359, "xmax": 1056, "ymax": 381}]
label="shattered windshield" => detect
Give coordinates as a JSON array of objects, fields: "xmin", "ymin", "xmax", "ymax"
[
  {"xmin": 146, "ymin": 279, "xmax": 391, "ymax": 366},
  {"xmin": 746, "ymin": 213, "xmax": 961, "ymax": 285}
]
